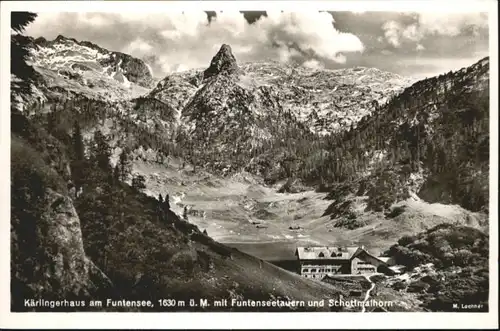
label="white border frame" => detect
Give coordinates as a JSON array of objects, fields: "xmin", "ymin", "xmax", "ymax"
[{"xmin": 0, "ymin": 1, "xmax": 498, "ymax": 329}]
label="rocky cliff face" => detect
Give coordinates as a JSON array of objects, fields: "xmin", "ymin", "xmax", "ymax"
[
  {"xmin": 98, "ymin": 51, "xmax": 154, "ymax": 88},
  {"xmin": 11, "ymin": 188, "xmax": 112, "ymax": 311},
  {"xmin": 25, "ymin": 35, "xmax": 154, "ymax": 101}
]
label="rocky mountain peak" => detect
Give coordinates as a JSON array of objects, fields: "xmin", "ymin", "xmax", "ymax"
[
  {"xmin": 54, "ymin": 34, "xmax": 77, "ymax": 44},
  {"xmin": 26, "ymin": 34, "xmax": 155, "ymax": 97},
  {"xmin": 203, "ymin": 44, "xmax": 239, "ymax": 80}
]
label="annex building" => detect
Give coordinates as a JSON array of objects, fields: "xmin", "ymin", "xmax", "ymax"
[{"xmin": 294, "ymin": 246, "xmax": 395, "ymax": 279}]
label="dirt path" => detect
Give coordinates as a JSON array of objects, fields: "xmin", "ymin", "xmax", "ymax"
[{"xmin": 361, "ymin": 274, "xmax": 375, "ymax": 313}]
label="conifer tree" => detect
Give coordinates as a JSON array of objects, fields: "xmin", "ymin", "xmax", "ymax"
[
  {"xmin": 91, "ymin": 130, "xmax": 111, "ymax": 172},
  {"xmin": 112, "ymin": 165, "xmax": 120, "ymax": 184},
  {"xmin": 71, "ymin": 121, "xmax": 86, "ymax": 192},
  {"xmin": 11, "ymin": 12, "xmax": 38, "ymax": 106},
  {"xmin": 164, "ymin": 194, "xmax": 170, "ymax": 210},
  {"xmin": 117, "ymin": 148, "xmax": 132, "ymax": 181},
  {"xmin": 47, "ymin": 106, "xmax": 57, "ymax": 133},
  {"xmin": 131, "ymin": 175, "xmax": 146, "ymax": 191},
  {"xmin": 73, "ymin": 121, "xmax": 85, "ymax": 162}
]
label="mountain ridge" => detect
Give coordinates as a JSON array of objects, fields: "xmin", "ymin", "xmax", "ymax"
[
  {"xmin": 23, "ymin": 34, "xmax": 154, "ymax": 103},
  {"xmin": 20, "ymin": 37, "xmax": 489, "ymax": 211},
  {"xmin": 11, "ymin": 20, "xmax": 490, "ymax": 313}
]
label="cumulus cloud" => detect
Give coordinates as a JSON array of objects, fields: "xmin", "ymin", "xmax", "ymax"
[
  {"xmin": 418, "ymin": 12, "xmax": 488, "ymax": 36},
  {"xmin": 381, "ymin": 12, "xmax": 488, "ymax": 48},
  {"xmin": 124, "ymin": 38, "xmax": 154, "ymax": 54},
  {"xmin": 398, "ymin": 54, "xmax": 489, "ymax": 80},
  {"xmin": 302, "ymin": 59, "xmax": 324, "ymax": 70},
  {"xmin": 382, "ymin": 20, "xmax": 403, "ymax": 47},
  {"xmin": 25, "ymin": 11, "xmax": 364, "ymax": 76}
]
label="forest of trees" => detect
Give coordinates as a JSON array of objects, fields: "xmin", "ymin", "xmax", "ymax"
[{"xmin": 386, "ymin": 224, "xmax": 489, "ymax": 312}]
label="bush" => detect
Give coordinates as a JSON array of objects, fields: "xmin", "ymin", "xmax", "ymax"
[
  {"xmin": 392, "ymin": 281, "xmax": 406, "ymax": 291},
  {"xmin": 388, "ymin": 224, "xmax": 488, "ymax": 270},
  {"xmin": 334, "ymin": 217, "xmax": 365, "ymax": 230},
  {"xmin": 386, "ymin": 224, "xmax": 489, "ymax": 311},
  {"xmin": 420, "ymin": 274, "xmax": 439, "ymax": 286},
  {"xmin": 407, "ymin": 280, "xmax": 429, "ymax": 293},
  {"xmin": 454, "ymin": 249, "xmax": 473, "ymax": 266},
  {"xmin": 397, "ymin": 235, "xmax": 416, "ymax": 246},
  {"xmin": 11, "ymin": 137, "xmax": 66, "ymax": 202},
  {"xmin": 386, "ymin": 205, "xmax": 406, "ymax": 218},
  {"xmin": 132, "ymin": 175, "xmax": 146, "ymax": 191},
  {"xmin": 324, "ymin": 199, "xmax": 355, "ymax": 219}
]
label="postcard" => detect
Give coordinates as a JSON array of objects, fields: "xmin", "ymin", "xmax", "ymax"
[{"xmin": 1, "ymin": 1, "xmax": 498, "ymax": 329}]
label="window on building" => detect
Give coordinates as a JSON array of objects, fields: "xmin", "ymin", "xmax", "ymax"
[
  {"xmin": 318, "ymin": 252, "xmax": 325, "ymax": 257},
  {"xmin": 311, "ymin": 268, "xmax": 317, "ymax": 272},
  {"xmin": 303, "ymin": 268, "xmax": 309, "ymax": 272},
  {"xmin": 358, "ymin": 261, "xmax": 373, "ymax": 265}
]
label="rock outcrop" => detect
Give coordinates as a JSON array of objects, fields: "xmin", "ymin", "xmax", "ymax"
[
  {"xmin": 203, "ymin": 44, "xmax": 239, "ymax": 80},
  {"xmin": 11, "ymin": 188, "xmax": 112, "ymax": 311},
  {"xmin": 98, "ymin": 51, "xmax": 154, "ymax": 87}
]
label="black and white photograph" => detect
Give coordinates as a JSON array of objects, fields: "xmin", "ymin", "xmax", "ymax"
[{"xmin": 1, "ymin": 0, "xmax": 498, "ymax": 329}]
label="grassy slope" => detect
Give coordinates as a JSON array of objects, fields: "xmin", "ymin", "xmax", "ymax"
[{"xmin": 75, "ymin": 177, "xmax": 345, "ymax": 312}]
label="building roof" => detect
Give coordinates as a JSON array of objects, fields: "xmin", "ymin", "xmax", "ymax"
[
  {"xmin": 295, "ymin": 246, "xmax": 392, "ymax": 266},
  {"xmin": 295, "ymin": 246, "xmax": 361, "ymax": 260},
  {"xmin": 351, "ymin": 249, "xmax": 390, "ymax": 266},
  {"xmin": 377, "ymin": 257, "xmax": 392, "ymax": 263}
]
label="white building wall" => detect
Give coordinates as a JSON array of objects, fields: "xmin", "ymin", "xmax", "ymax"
[{"xmin": 351, "ymin": 257, "xmax": 377, "ymax": 275}]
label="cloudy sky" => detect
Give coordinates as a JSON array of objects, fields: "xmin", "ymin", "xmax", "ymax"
[{"xmin": 24, "ymin": 11, "xmax": 489, "ymax": 79}]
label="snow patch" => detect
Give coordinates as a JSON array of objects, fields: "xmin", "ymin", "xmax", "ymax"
[
  {"xmin": 172, "ymin": 192, "xmax": 186, "ymax": 205},
  {"xmin": 145, "ymin": 63, "xmax": 154, "ymax": 77},
  {"xmin": 405, "ymin": 166, "xmax": 427, "ymax": 195}
]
